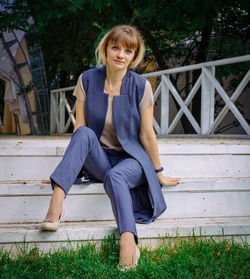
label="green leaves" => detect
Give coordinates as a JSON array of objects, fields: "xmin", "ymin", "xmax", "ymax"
[{"xmin": 1, "ymin": 0, "xmax": 248, "ymax": 98}]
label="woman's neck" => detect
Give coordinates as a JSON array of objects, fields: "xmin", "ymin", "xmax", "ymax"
[{"xmin": 105, "ymin": 65, "xmax": 127, "ymax": 90}]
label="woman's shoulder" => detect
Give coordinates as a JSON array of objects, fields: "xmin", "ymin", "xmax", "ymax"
[
  {"xmin": 128, "ymin": 69, "xmax": 146, "ymax": 81},
  {"xmin": 128, "ymin": 69, "xmax": 147, "ymax": 92},
  {"xmin": 81, "ymin": 66, "xmax": 104, "ymax": 77},
  {"xmin": 80, "ymin": 67, "xmax": 104, "ymax": 88}
]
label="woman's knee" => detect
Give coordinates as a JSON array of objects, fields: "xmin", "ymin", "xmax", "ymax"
[
  {"xmin": 103, "ymin": 168, "xmax": 126, "ymax": 190},
  {"xmin": 74, "ymin": 125, "xmax": 94, "ymax": 136},
  {"xmin": 73, "ymin": 126, "xmax": 97, "ymax": 142}
]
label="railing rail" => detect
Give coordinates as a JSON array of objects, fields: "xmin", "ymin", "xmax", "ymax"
[
  {"xmin": 50, "ymin": 55, "xmax": 250, "ymax": 136},
  {"xmin": 143, "ymin": 55, "xmax": 250, "ymax": 77}
]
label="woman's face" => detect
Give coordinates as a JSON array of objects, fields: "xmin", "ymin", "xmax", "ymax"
[{"xmin": 106, "ymin": 42, "xmax": 136, "ymax": 70}]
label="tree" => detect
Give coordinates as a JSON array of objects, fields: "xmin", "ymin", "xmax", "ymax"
[
  {"xmin": 1, "ymin": 0, "xmax": 103, "ymax": 87},
  {"xmin": 1, "ymin": 0, "xmax": 248, "ymax": 81},
  {"xmin": 1, "ymin": 0, "xmax": 249, "ymax": 133},
  {"xmin": 90, "ymin": 0, "xmax": 249, "ymax": 132}
]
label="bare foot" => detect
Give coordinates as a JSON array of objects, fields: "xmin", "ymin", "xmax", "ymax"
[{"xmin": 119, "ymin": 232, "xmax": 136, "ymax": 266}]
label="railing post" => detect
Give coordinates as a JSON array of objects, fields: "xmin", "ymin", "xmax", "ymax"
[
  {"xmin": 50, "ymin": 92, "xmax": 57, "ymax": 134},
  {"xmin": 161, "ymin": 74, "xmax": 169, "ymax": 135},
  {"xmin": 201, "ymin": 66, "xmax": 215, "ymax": 135},
  {"xmin": 59, "ymin": 92, "xmax": 65, "ymax": 134}
]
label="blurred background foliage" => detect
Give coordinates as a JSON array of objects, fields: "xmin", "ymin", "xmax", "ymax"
[
  {"xmin": 0, "ymin": 0, "xmax": 249, "ymax": 89},
  {"xmin": 0, "ymin": 0, "xmax": 249, "ymax": 134}
]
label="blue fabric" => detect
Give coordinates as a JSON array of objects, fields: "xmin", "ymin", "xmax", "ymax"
[
  {"xmin": 82, "ymin": 66, "xmax": 167, "ymax": 223},
  {"xmin": 51, "ymin": 126, "xmax": 146, "ymax": 243},
  {"xmin": 50, "ymin": 66, "xmax": 167, "ymax": 242}
]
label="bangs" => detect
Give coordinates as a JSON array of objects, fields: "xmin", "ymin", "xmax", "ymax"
[{"xmin": 108, "ymin": 29, "xmax": 138, "ymax": 50}]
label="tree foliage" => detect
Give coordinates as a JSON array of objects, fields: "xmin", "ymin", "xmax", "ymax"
[
  {"xmin": 1, "ymin": 0, "xmax": 249, "ymax": 85},
  {"xmin": 1, "ymin": 0, "xmax": 249, "ymax": 133}
]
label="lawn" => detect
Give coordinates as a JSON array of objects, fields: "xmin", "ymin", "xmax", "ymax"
[{"xmin": 0, "ymin": 235, "xmax": 249, "ymax": 279}]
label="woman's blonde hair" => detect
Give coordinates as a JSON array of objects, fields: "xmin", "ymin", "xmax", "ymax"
[{"xmin": 95, "ymin": 25, "xmax": 145, "ymax": 69}]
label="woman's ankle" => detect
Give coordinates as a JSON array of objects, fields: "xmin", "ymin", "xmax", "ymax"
[
  {"xmin": 45, "ymin": 184, "xmax": 64, "ymax": 221},
  {"xmin": 120, "ymin": 232, "xmax": 135, "ymax": 241}
]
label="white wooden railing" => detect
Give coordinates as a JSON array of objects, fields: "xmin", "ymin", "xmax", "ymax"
[
  {"xmin": 50, "ymin": 55, "xmax": 250, "ymax": 136},
  {"xmin": 50, "ymin": 85, "xmax": 76, "ymax": 134}
]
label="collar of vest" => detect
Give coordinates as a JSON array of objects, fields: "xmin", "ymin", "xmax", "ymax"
[
  {"xmin": 99, "ymin": 65, "xmax": 131, "ymax": 96},
  {"xmin": 85, "ymin": 66, "xmax": 133, "ymax": 141}
]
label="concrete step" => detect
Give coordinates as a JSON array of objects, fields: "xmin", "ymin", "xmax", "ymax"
[
  {"xmin": 1, "ymin": 178, "xmax": 249, "ymax": 223},
  {"xmin": 1, "ymin": 216, "xmax": 249, "ymax": 254},
  {"xmin": 0, "ymin": 138, "xmax": 250, "ymax": 180},
  {"xmin": 1, "ymin": 137, "xmax": 249, "ymax": 253}
]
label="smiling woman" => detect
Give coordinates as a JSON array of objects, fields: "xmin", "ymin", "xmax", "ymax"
[
  {"xmin": 95, "ymin": 25, "xmax": 145, "ymax": 69},
  {"xmin": 41, "ymin": 24, "xmax": 179, "ymax": 272}
]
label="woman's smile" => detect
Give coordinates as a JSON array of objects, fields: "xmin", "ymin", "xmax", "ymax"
[{"xmin": 114, "ymin": 59, "xmax": 124, "ymax": 64}]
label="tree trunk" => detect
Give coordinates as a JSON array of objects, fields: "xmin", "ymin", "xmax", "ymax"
[
  {"xmin": 132, "ymin": 10, "xmax": 212, "ymax": 135},
  {"xmin": 134, "ymin": 18, "xmax": 168, "ymax": 70}
]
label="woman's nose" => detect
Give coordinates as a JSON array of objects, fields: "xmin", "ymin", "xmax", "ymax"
[{"xmin": 117, "ymin": 50, "xmax": 125, "ymax": 58}]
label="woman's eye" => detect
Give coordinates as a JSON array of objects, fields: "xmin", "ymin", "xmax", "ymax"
[
  {"xmin": 111, "ymin": 46, "xmax": 119, "ymax": 50},
  {"xmin": 126, "ymin": 49, "xmax": 133, "ymax": 54}
]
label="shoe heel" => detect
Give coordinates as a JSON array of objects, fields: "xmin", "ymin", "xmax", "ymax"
[{"xmin": 60, "ymin": 208, "xmax": 65, "ymax": 219}]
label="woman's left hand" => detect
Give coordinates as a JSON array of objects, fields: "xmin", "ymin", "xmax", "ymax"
[
  {"xmin": 42, "ymin": 179, "xmax": 51, "ymax": 184},
  {"xmin": 156, "ymin": 172, "xmax": 180, "ymax": 186}
]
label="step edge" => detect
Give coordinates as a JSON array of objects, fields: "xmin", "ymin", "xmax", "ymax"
[
  {"xmin": 1, "ymin": 223, "xmax": 250, "ymax": 244},
  {"xmin": 1, "ymin": 216, "xmax": 249, "ymax": 228},
  {"xmin": 0, "ymin": 178, "xmax": 249, "ymax": 196}
]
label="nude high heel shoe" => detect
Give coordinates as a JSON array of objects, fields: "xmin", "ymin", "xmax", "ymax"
[{"xmin": 41, "ymin": 208, "xmax": 65, "ymax": 231}]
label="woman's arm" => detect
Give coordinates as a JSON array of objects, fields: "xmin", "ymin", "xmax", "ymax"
[
  {"xmin": 73, "ymin": 99, "xmax": 86, "ymax": 133},
  {"xmin": 139, "ymin": 105, "xmax": 179, "ymax": 186}
]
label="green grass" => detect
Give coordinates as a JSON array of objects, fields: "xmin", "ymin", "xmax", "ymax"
[{"xmin": 0, "ymin": 235, "xmax": 249, "ymax": 279}]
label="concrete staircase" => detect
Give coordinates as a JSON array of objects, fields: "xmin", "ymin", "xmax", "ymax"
[{"xmin": 0, "ymin": 136, "xmax": 250, "ymax": 253}]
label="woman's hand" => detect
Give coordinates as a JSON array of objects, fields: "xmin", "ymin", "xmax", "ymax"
[
  {"xmin": 42, "ymin": 179, "xmax": 51, "ymax": 184},
  {"xmin": 156, "ymin": 172, "xmax": 180, "ymax": 186}
]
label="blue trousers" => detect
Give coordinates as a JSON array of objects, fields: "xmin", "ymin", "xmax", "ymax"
[{"xmin": 50, "ymin": 126, "xmax": 147, "ymax": 243}]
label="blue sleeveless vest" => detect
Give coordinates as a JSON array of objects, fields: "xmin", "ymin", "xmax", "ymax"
[{"xmin": 81, "ymin": 66, "xmax": 166, "ymax": 224}]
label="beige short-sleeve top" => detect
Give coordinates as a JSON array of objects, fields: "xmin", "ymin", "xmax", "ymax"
[{"xmin": 73, "ymin": 73, "xmax": 154, "ymax": 151}]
